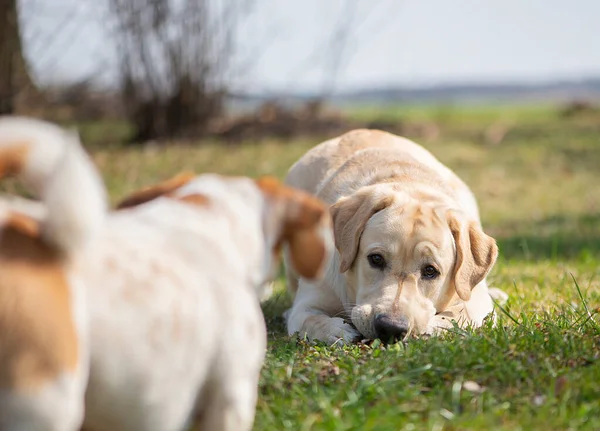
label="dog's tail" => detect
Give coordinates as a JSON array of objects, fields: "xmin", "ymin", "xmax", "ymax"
[{"xmin": 0, "ymin": 116, "xmax": 107, "ymax": 255}]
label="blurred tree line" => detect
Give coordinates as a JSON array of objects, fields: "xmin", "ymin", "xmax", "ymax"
[
  {"xmin": 0, "ymin": 0, "xmax": 252, "ymax": 142},
  {"xmin": 0, "ymin": 0, "xmax": 380, "ymax": 144}
]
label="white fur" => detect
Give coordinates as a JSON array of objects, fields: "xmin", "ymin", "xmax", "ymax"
[
  {"xmin": 78, "ymin": 174, "xmax": 330, "ymax": 430},
  {"xmin": 0, "ymin": 116, "xmax": 106, "ymax": 253},
  {"xmin": 0, "ymin": 194, "xmax": 46, "ymax": 219},
  {"xmin": 79, "ymin": 178, "xmax": 274, "ymax": 431},
  {"xmin": 0, "ymin": 373, "xmax": 84, "ymax": 431}
]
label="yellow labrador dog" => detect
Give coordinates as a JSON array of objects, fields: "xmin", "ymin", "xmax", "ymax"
[{"xmin": 284, "ymin": 129, "xmax": 507, "ymax": 344}]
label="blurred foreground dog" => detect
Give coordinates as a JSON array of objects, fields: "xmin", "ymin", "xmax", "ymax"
[
  {"xmin": 0, "ymin": 193, "xmax": 46, "ymax": 220},
  {"xmin": 284, "ymin": 129, "xmax": 507, "ymax": 344},
  {"xmin": 0, "ymin": 116, "xmax": 332, "ymax": 431},
  {"xmin": 0, "ymin": 117, "xmax": 103, "ymax": 430}
]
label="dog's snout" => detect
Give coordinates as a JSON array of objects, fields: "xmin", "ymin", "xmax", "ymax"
[{"xmin": 374, "ymin": 314, "xmax": 409, "ymax": 343}]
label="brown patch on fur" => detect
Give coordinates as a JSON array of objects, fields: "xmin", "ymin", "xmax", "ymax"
[
  {"xmin": 257, "ymin": 177, "xmax": 327, "ymax": 227},
  {"xmin": 116, "ymin": 172, "xmax": 196, "ymax": 209},
  {"xmin": 447, "ymin": 211, "xmax": 498, "ymax": 301},
  {"xmin": 3, "ymin": 212, "xmax": 40, "ymax": 237},
  {"xmin": 176, "ymin": 193, "xmax": 210, "ymax": 207},
  {"xmin": 0, "ymin": 213, "xmax": 79, "ymax": 390},
  {"xmin": 256, "ymin": 176, "xmax": 329, "ymax": 280},
  {"xmin": 0, "ymin": 143, "xmax": 29, "ymax": 178}
]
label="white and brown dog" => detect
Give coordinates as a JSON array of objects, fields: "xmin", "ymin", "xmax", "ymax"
[
  {"xmin": 0, "ymin": 116, "xmax": 332, "ymax": 431},
  {"xmin": 284, "ymin": 129, "xmax": 507, "ymax": 344}
]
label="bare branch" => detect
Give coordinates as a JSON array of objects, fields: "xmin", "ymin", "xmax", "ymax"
[{"xmin": 106, "ymin": 0, "xmax": 249, "ymax": 142}]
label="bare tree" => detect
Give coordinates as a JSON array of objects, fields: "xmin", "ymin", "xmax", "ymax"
[
  {"xmin": 0, "ymin": 0, "xmax": 38, "ymax": 114},
  {"xmin": 108, "ymin": 0, "xmax": 250, "ymax": 143}
]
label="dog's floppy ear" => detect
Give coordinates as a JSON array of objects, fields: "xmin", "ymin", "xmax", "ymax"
[
  {"xmin": 256, "ymin": 176, "xmax": 331, "ymax": 280},
  {"xmin": 116, "ymin": 172, "xmax": 196, "ymax": 209},
  {"xmin": 447, "ymin": 210, "xmax": 498, "ymax": 301},
  {"xmin": 330, "ymin": 189, "xmax": 394, "ymax": 273}
]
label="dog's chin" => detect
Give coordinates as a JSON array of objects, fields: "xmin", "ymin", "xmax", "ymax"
[{"xmin": 350, "ymin": 304, "xmax": 376, "ymax": 339}]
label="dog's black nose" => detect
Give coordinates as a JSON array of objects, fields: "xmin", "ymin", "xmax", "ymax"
[{"xmin": 374, "ymin": 314, "xmax": 409, "ymax": 343}]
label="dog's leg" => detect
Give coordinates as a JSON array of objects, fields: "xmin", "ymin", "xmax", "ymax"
[
  {"xmin": 283, "ymin": 246, "xmax": 299, "ymax": 297},
  {"xmin": 281, "ymin": 249, "xmax": 299, "ymax": 321},
  {"xmin": 194, "ymin": 375, "xmax": 259, "ymax": 431},
  {"xmin": 462, "ymin": 281, "xmax": 496, "ymax": 327},
  {"xmin": 425, "ymin": 305, "xmax": 467, "ymax": 336},
  {"xmin": 427, "ymin": 280, "xmax": 504, "ymax": 336},
  {"xmin": 488, "ymin": 287, "xmax": 509, "ymax": 306},
  {"xmin": 259, "ymin": 281, "xmax": 274, "ymax": 303},
  {"xmin": 286, "ymin": 281, "xmax": 361, "ymax": 345}
]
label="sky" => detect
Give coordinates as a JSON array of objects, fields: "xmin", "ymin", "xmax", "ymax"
[{"xmin": 21, "ymin": 0, "xmax": 600, "ymax": 94}]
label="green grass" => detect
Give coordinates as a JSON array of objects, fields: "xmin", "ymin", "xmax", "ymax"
[
  {"xmin": 257, "ymin": 313, "xmax": 600, "ymax": 431},
  {"xmin": 99, "ymin": 104, "xmax": 600, "ymax": 430},
  {"xmin": 9, "ymin": 103, "xmax": 600, "ymax": 430},
  {"xmin": 346, "ymin": 102, "xmax": 589, "ymax": 130}
]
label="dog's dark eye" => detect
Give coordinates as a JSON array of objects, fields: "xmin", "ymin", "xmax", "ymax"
[
  {"xmin": 421, "ymin": 265, "xmax": 439, "ymax": 280},
  {"xmin": 367, "ymin": 253, "xmax": 386, "ymax": 270}
]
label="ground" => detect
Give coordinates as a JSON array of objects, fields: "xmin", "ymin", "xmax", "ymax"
[{"xmin": 9, "ymin": 104, "xmax": 600, "ymax": 430}]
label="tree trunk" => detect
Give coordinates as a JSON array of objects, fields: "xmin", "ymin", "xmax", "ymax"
[{"xmin": 0, "ymin": 0, "xmax": 37, "ymax": 115}]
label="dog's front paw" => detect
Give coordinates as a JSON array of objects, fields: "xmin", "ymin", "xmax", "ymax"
[
  {"xmin": 297, "ymin": 315, "xmax": 362, "ymax": 345},
  {"xmin": 325, "ymin": 317, "xmax": 362, "ymax": 345},
  {"xmin": 424, "ymin": 314, "xmax": 457, "ymax": 336}
]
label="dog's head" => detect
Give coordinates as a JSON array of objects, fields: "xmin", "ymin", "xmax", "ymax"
[
  {"xmin": 255, "ymin": 176, "xmax": 332, "ymax": 282},
  {"xmin": 117, "ymin": 173, "xmax": 332, "ymax": 289},
  {"xmin": 330, "ymin": 185, "xmax": 498, "ymax": 341}
]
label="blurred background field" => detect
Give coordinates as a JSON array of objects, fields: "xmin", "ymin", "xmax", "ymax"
[{"xmin": 2, "ymin": 0, "xmax": 600, "ymax": 429}]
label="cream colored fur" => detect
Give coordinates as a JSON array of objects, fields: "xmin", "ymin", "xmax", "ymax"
[{"xmin": 284, "ymin": 129, "xmax": 507, "ymax": 344}]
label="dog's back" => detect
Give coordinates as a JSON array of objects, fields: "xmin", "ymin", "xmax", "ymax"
[
  {"xmin": 83, "ymin": 174, "xmax": 331, "ymax": 431},
  {"xmin": 286, "ymin": 129, "xmax": 447, "ymax": 195},
  {"xmin": 82, "ymin": 196, "xmax": 266, "ymax": 431}
]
